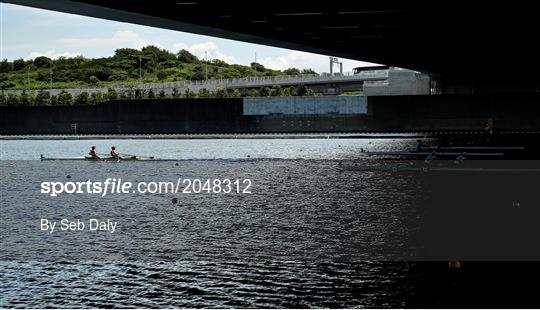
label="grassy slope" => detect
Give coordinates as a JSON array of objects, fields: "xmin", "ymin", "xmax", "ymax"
[{"xmin": 1, "ymin": 46, "xmax": 314, "ymax": 91}]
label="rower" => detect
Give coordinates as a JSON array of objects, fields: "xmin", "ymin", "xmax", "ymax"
[
  {"xmin": 88, "ymin": 146, "xmax": 99, "ymax": 159},
  {"xmin": 110, "ymin": 146, "xmax": 121, "ymax": 159}
]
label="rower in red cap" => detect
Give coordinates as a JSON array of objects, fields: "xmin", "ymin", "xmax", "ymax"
[
  {"xmin": 110, "ymin": 146, "xmax": 121, "ymax": 159},
  {"xmin": 88, "ymin": 145, "xmax": 99, "ymax": 159}
]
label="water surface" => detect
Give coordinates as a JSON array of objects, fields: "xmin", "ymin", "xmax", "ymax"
[{"xmin": 1, "ymin": 138, "xmax": 431, "ymax": 308}]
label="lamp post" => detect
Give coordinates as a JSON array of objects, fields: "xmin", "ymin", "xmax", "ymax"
[
  {"xmin": 139, "ymin": 55, "xmax": 142, "ymax": 84},
  {"xmin": 49, "ymin": 60, "xmax": 53, "ymax": 89},
  {"xmin": 26, "ymin": 64, "xmax": 32, "ymax": 91},
  {"xmin": 205, "ymin": 51, "xmax": 208, "ymax": 80}
]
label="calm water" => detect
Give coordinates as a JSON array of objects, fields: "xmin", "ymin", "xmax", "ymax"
[
  {"xmin": 1, "ymin": 138, "xmax": 428, "ymax": 308},
  {"xmin": 0, "ymin": 138, "xmax": 413, "ymax": 160}
]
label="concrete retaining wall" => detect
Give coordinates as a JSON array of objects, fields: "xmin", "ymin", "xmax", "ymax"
[
  {"xmin": 0, "ymin": 98, "xmax": 369, "ymax": 134},
  {"xmin": 243, "ymin": 96, "xmax": 367, "ymax": 115},
  {"xmin": 2, "ymin": 94, "xmax": 540, "ymax": 134}
]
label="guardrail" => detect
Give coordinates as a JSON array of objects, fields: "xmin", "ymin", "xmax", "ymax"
[{"xmin": 5, "ymin": 70, "xmax": 389, "ymax": 96}]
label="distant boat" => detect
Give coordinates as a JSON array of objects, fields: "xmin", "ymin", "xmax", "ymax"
[{"xmin": 40, "ymin": 154, "xmax": 159, "ymax": 161}]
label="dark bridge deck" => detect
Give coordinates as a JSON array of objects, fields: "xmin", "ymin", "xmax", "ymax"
[{"xmin": 4, "ymin": 0, "xmax": 539, "ymax": 82}]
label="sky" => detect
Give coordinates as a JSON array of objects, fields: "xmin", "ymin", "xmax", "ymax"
[{"xmin": 0, "ymin": 3, "xmax": 378, "ymax": 74}]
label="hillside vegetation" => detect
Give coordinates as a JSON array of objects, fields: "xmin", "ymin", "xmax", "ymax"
[{"xmin": 0, "ymin": 46, "xmax": 315, "ymax": 90}]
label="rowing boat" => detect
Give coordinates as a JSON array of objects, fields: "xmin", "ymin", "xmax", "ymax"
[{"xmin": 40, "ymin": 155, "xmax": 158, "ymax": 161}]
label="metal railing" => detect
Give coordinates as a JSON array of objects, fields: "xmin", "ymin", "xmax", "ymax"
[{"xmin": 5, "ymin": 70, "xmax": 389, "ymax": 96}]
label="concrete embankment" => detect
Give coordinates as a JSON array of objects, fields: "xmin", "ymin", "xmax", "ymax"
[
  {"xmin": 1, "ymin": 94, "xmax": 539, "ymax": 135},
  {"xmin": 0, "ymin": 132, "xmax": 430, "ymax": 140}
]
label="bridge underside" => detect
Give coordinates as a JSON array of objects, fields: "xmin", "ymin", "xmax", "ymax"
[{"xmin": 4, "ymin": 1, "xmax": 540, "ymax": 85}]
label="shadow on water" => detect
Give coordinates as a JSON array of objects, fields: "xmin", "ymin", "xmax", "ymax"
[{"xmin": 2, "ymin": 138, "xmax": 540, "ymax": 308}]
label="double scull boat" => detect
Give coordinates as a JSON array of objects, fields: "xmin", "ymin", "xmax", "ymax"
[{"xmin": 40, "ymin": 154, "xmax": 162, "ymax": 161}]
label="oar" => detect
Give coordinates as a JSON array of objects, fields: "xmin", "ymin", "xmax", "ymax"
[
  {"xmin": 95, "ymin": 153, "xmax": 130, "ymax": 160},
  {"xmin": 95, "ymin": 152, "xmax": 154, "ymax": 159},
  {"xmin": 96, "ymin": 152, "xmax": 126, "ymax": 157},
  {"xmin": 122, "ymin": 153, "xmax": 155, "ymax": 159},
  {"xmin": 95, "ymin": 153, "xmax": 121, "ymax": 159}
]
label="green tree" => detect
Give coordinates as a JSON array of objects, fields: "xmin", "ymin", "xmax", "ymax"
[
  {"xmin": 157, "ymin": 70, "xmax": 168, "ymax": 81},
  {"xmin": 212, "ymin": 59, "xmax": 228, "ymax": 67},
  {"xmin": 57, "ymin": 91, "xmax": 73, "ymax": 105},
  {"xmin": 0, "ymin": 91, "xmax": 6, "ymax": 105},
  {"xmin": 284, "ymin": 68, "xmax": 301, "ymax": 75},
  {"xmin": 302, "ymin": 68, "xmax": 317, "ymax": 74},
  {"xmin": 74, "ymin": 92, "xmax": 89, "ymax": 105},
  {"xmin": 191, "ymin": 65, "xmax": 205, "ymax": 80},
  {"xmin": 171, "ymin": 88, "xmax": 180, "ymax": 98},
  {"xmin": 239, "ymin": 89, "xmax": 250, "ymax": 97},
  {"xmin": 215, "ymin": 87, "xmax": 227, "ymax": 98},
  {"xmin": 296, "ymin": 85, "xmax": 308, "ymax": 96},
  {"xmin": 118, "ymin": 90, "xmax": 127, "ymax": 99},
  {"xmin": 0, "ymin": 59, "xmax": 12, "ymax": 73},
  {"xmin": 177, "ymin": 49, "xmax": 198, "ymax": 63},
  {"xmin": 125, "ymin": 88, "xmax": 134, "ymax": 100},
  {"xmin": 7, "ymin": 93, "xmax": 20, "ymax": 106},
  {"xmin": 250, "ymin": 62, "xmax": 266, "ymax": 72},
  {"xmin": 113, "ymin": 48, "xmax": 140, "ymax": 69},
  {"xmin": 282, "ymin": 86, "xmax": 297, "ymax": 96},
  {"xmin": 107, "ymin": 88, "xmax": 118, "ymax": 100},
  {"xmin": 34, "ymin": 90, "xmax": 51, "ymax": 106},
  {"xmin": 90, "ymin": 92, "xmax": 103, "ymax": 104},
  {"xmin": 109, "ymin": 71, "xmax": 128, "ymax": 81},
  {"xmin": 0, "ymin": 73, "xmax": 16, "ymax": 89},
  {"xmin": 259, "ymin": 87, "xmax": 270, "ymax": 97},
  {"xmin": 268, "ymin": 85, "xmax": 283, "ymax": 96},
  {"xmin": 88, "ymin": 75, "xmax": 100, "ymax": 86},
  {"xmin": 19, "ymin": 90, "xmax": 32, "ymax": 106},
  {"xmin": 141, "ymin": 45, "xmax": 175, "ymax": 64},
  {"xmin": 134, "ymin": 88, "xmax": 144, "ymax": 99},
  {"xmin": 13, "ymin": 58, "xmax": 26, "ymax": 71},
  {"xmin": 0, "ymin": 46, "xmax": 315, "ymax": 91},
  {"xmin": 157, "ymin": 90, "xmax": 167, "ymax": 99},
  {"xmin": 34, "ymin": 56, "xmax": 52, "ymax": 68},
  {"xmin": 85, "ymin": 67, "xmax": 111, "ymax": 82},
  {"xmin": 231, "ymin": 89, "xmax": 242, "ymax": 98},
  {"xmin": 147, "ymin": 89, "xmax": 155, "ymax": 99},
  {"xmin": 197, "ymin": 88, "xmax": 210, "ymax": 98},
  {"xmin": 50, "ymin": 94, "xmax": 58, "ymax": 105},
  {"xmin": 183, "ymin": 89, "xmax": 195, "ymax": 98}
]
